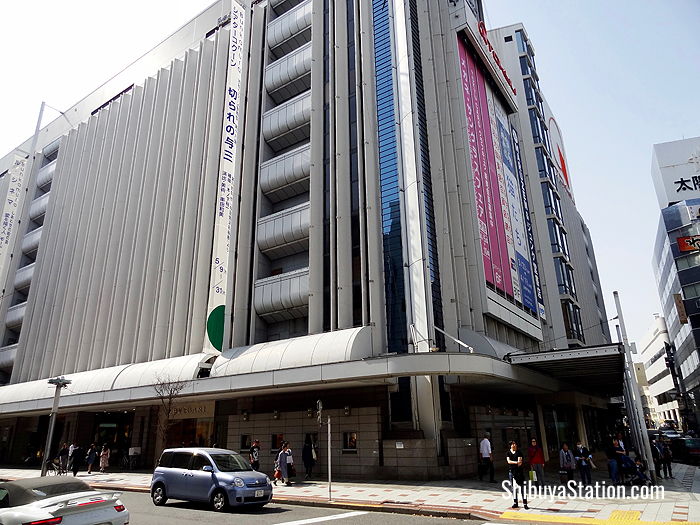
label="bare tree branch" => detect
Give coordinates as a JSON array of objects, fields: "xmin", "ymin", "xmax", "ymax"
[{"xmin": 153, "ymin": 374, "xmax": 187, "ymax": 451}]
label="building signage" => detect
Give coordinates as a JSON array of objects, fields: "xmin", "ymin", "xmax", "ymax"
[
  {"xmin": 170, "ymin": 401, "xmax": 215, "ymax": 420},
  {"xmin": 0, "ymin": 155, "xmax": 28, "ymax": 295},
  {"xmin": 678, "ymin": 235, "xmax": 700, "ymax": 252},
  {"xmin": 458, "ymin": 34, "xmax": 495, "ymax": 287},
  {"xmin": 512, "ymin": 126, "xmax": 546, "ymax": 319},
  {"xmin": 477, "ymin": 21, "xmax": 517, "ymax": 96},
  {"xmin": 204, "ymin": 0, "xmax": 247, "ymax": 353},
  {"xmin": 673, "ymin": 293, "xmax": 688, "ymax": 324}
]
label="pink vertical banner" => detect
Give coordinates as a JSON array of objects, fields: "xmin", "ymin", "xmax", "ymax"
[
  {"xmin": 457, "ymin": 36, "xmax": 493, "ymax": 285},
  {"xmin": 475, "ymin": 65, "xmax": 513, "ymax": 297},
  {"xmin": 467, "ymin": 46, "xmax": 505, "ymax": 292}
]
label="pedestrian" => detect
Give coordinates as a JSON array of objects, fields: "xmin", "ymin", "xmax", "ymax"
[
  {"xmin": 661, "ymin": 442, "xmax": 673, "ymax": 479},
  {"xmin": 616, "ymin": 432, "xmax": 626, "ymax": 453},
  {"xmin": 506, "ymin": 441, "xmax": 529, "ymax": 510},
  {"xmin": 274, "ymin": 442, "xmax": 292, "ymax": 486},
  {"xmin": 527, "ymin": 437, "xmax": 545, "ymax": 487},
  {"xmin": 558, "ymin": 442, "xmax": 576, "ymax": 483},
  {"xmin": 249, "ymin": 439, "xmax": 261, "ymax": 471},
  {"xmin": 99, "ymin": 443, "xmax": 110, "ymax": 473},
  {"xmin": 605, "ymin": 438, "xmax": 624, "ymax": 485},
  {"xmin": 86, "ymin": 444, "xmax": 97, "ymax": 474},
  {"xmin": 57, "ymin": 443, "xmax": 69, "ymax": 474},
  {"xmin": 67, "ymin": 440, "xmax": 77, "ymax": 471},
  {"xmin": 302, "ymin": 435, "xmax": 317, "ymax": 480},
  {"xmin": 70, "ymin": 444, "xmax": 84, "ymax": 477},
  {"xmin": 478, "ymin": 432, "xmax": 495, "ymax": 483},
  {"xmin": 574, "ymin": 441, "xmax": 593, "ymax": 485},
  {"xmin": 650, "ymin": 439, "xmax": 662, "ymax": 479}
]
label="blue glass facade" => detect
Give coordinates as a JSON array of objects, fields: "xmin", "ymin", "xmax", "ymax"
[{"xmin": 372, "ymin": 0, "xmax": 408, "ymax": 354}]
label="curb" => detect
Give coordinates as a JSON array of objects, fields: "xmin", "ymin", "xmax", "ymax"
[
  {"xmin": 1, "ymin": 476, "xmax": 496, "ymax": 521},
  {"xmin": 269, "ymin": 495, "xmax": 497, "ymax": 521}
]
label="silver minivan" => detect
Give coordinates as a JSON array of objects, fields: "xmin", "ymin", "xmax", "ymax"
[{"xmin": 150, "ymin": 447, "xmax": 273, "ymax": 511}]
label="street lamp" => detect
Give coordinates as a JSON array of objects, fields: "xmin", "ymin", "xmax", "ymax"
[{"xmin": 40, "ymin": 376, "xmax": 71, "ymax": 476}]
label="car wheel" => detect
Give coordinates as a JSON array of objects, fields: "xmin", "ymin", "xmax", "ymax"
[
  {"xmin": 211, "ymin": 489, "xmax": 228, "ymax": 512},
  {"xmin": 151, "ymin": 483, "xmax": 168, "ymax": 506}
]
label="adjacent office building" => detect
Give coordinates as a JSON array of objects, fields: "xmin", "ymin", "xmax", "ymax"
[
  {"xmin": 638, "ymin": 315, "xmax": 679, "ymax": 426},
  {"xmin": 0, "ymin": 0, "xmax": 615, "ymax": 477},
  {"xmin": 651, "ymin": 136, "xmax": 700, "ymax": 430}
]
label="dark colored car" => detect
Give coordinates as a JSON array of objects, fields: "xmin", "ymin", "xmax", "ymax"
[
  {"xmin": 151, "ymin": 447, "xmax": 272, "ymax": 511},
  {"xmin": 671, "ymin": 438, "xmax": 700, "ymax": 465}
]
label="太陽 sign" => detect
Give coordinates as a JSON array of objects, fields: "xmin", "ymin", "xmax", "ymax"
[{"xmin": 677, "ymin": 235, "xmax": 700, "ymax": 252}]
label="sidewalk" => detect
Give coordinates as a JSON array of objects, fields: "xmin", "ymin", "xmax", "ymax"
[{"xmin": 1, "ymin": 463, "xmax": 698, "ymax": 524}]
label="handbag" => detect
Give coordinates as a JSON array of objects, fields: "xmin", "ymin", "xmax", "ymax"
[
  {"xmin": 529, "ymin": 469, "xmax": 537, "ymax": 482},
  {"xmin": 289, "ymin": 464, "xmax": 296, "ymax": 477},
  {"xmin": 274, "ymin": 469, "xmax": 282, "ymax": 479}
]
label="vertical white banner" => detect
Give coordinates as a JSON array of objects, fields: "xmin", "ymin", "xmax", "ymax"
[
  {"xmin": 0, "ymin": 155, "xmax": 28, "ymax": 295},
  {"xmin": 204, "ymin": 1, "xmax": 246, "ymax": 353}
]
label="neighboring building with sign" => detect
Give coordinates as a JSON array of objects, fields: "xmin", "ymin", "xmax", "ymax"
[
  {"xmin": 652, "ymin": 136, "xmax": 700, "ymax": 209},
  {"xmin": 0, "ymin": 0, "xmax": 614, "ymax": 476},
  {"xmin": 652, "ymin": 146, "xmax": 700, "ymax": 429}
]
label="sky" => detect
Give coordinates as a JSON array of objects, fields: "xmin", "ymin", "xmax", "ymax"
[{"xmin": 1, "ymin": 1, "xmax": 699, "ymax": 347}]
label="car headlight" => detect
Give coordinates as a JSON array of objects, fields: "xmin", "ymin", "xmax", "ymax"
[
  {"xmin": 265, "ymin": 475, "xmax": 271, "ymax": 484},
  {"xmin": 232, "ymin": 477, "xmax": 245, "ymax": 487}
]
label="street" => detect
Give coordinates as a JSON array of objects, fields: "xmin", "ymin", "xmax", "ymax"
[{"xmin": 118, "ymin": 491, "xmax": 475, "ymax": 524}]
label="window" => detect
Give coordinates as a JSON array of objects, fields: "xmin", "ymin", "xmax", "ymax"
[
  {"xmin": 240, "ymin": 434, "xmax": 251, "ymax": 453},
  {"xmin": 158, "ymin": 452, "xmax": 173, "ymax": 467},
  {"xmin": 271, "ymin": 433, "xmax": 284, "ymax": 453},
  {"xmin": 515, "ymin": 30, "xmax": 527, "ymax": 54},
  {"xmin": 191, "ymin": 454, "xmax": 212, "ymax": 471},
  {"xmin": 682, "ymin": 282, "xmax": 700, "ymax": 299},
  {"xmin": 676, "ymin": 252, "xmax": 700, "ymax": 271},
  {"xmin": 342, "ymin": 432, "xmax": 357, "ymax": 454},
  {"xmin": 170, "ymin": 452, "xmax": 193, "ymax": 469},
  {"xmin": 504, "ymin": 35, "xmax": 513, "ymax": 42}
]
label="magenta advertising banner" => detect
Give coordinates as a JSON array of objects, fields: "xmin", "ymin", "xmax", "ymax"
[
  {"xmin": 458, "ymin": 36, "xmax": 493, "ymax": 285},
  {"xmin": 468, "ymin": 45, "xmax": 507, "ymax": 293}
]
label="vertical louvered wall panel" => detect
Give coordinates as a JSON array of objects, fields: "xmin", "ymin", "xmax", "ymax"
[{"xmin": 13, "ymin": 32, "xmax": 226, "ymax": 380}]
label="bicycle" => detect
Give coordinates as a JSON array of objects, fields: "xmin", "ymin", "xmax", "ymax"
[{"xmin": 45, "ymin": 459, "xmax": 66, "ymax": 475}]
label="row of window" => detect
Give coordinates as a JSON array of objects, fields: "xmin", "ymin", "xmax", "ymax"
[
  {"xmin": 680, "ymin": 351, "xmax": 700, "ymax": 380},
  {"xmin": 561, "ymin": 299, "xmax": 585, "ymax": 343},
  {"xmin": 548, "ymin": 218, "xmax": 570, "ymax": 258},
  {"xmin": 553, "ymin": 256, "xmax": 576, "ymax": 299}
]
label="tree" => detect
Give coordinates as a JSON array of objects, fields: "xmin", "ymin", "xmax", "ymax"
[{"xmin": 153, "ymin": 374, "xmax": 186, "ymax": 451}]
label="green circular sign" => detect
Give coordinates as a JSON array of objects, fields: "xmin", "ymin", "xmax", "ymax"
[{"xmin": 206, "ymin": 305, "xmax": 226, "ymax": 351}]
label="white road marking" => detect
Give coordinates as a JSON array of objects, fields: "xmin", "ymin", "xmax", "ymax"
[{"xmin": 274, "ymin": 510, "xmax": 369, "ymax": 525}]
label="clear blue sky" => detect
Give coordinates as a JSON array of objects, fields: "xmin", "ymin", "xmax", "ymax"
[
  {"xmin": 1, "ymin": 1, "xmax": 698, "ymax": 346},
  {"xmin": 485, "ymin": 1, "xmax": 700, "ymax": 345}
]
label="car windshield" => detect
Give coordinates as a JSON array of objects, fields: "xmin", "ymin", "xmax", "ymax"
[{"xmin": 210, "ymin": 453, "xmax": 252, "ymax": 472}]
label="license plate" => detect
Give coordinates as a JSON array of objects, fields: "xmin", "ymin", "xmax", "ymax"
[{"xmin": 255, "ymin": 489, "xmax": 264, "ymax": 498}]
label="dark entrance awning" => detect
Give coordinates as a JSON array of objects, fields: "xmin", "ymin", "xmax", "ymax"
[{"xmin": 504, "ymin": 344, "xmax": 625, "ymax": 397}]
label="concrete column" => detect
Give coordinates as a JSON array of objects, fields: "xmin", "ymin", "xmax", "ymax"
[
  {"xmin": 575, "ymin": 405, "xmax": 588, "ymax": 446},
  {"xmin": 334, "ymin": 0, "xmax": 353, "ymax": 330},
  {"xmin": 308, "ymin": 0, "xmax": 325, "ymax": 334},
  {"xmin": 536, "ymin": 403, "xmax": 550, "ymax": 462}
]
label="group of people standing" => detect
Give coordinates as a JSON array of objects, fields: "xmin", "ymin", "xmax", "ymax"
[
  {"xmin": 479, "ymin": 433, "xmax": 596, "ymax": 509},
  {"xmin": 248, "ymin": 436, "xmax": 318, "ymax": 485},
  {"xmin": 54, "ymin": 442, "xmax": 111, "ymax": 476}
]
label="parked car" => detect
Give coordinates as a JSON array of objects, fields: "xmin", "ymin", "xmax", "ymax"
[
  {"xmin": 151, "ymin": 447, "xmax": 273, "ymax": 511},
  {"xmin": 0, "ymin": 476, "xmax": 129, "ymax": 525},
  {"xmin": 671, "ymin": 438, "xmax": 700, "ymax": 465}
]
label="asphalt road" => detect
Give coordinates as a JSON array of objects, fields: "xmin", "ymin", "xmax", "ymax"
[{"xmin": 118, "ymin": 491, "xmax": 477, "ymax": 524}]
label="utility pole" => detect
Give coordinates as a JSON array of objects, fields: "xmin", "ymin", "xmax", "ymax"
[
  {"xmin": 614, "ymin": 291, "xmax": 657, "ymax": 484},
  {"xmin": 317, "ymin": 400, "xmax": 331, "ymax": 502},
  {"xmin": 663, "ymin": 342, "xmax": 691, "ymax": 431},
  {"xmin": 41, "ymin": 376, "xmax": 72, "ymax": 476}
]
